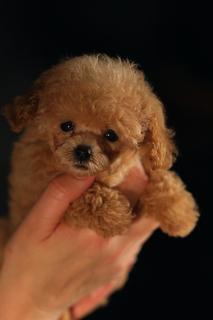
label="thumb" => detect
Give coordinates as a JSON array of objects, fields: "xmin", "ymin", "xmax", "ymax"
[{"xmin": 23, "ymin": 173, "xmax": 95, "ymax": 238}]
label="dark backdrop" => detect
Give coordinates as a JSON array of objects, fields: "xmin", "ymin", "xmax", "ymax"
[{"xmin": 0, "ymin": 1, "xmax": 212, "ymax": 318}]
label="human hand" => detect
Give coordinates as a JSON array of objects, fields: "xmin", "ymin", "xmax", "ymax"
[
  {"xmin": 70, "ymin": 160, "xmax": 159, "ymax": 319},
  {"xmin": 0, "ymin": 161, "xmax": 158, "ymax": 320}
]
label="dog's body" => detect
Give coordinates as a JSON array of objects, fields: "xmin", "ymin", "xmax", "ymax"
[{"xmin": 0, "ymin": 54, "xmax": 199, "ymax": 319}]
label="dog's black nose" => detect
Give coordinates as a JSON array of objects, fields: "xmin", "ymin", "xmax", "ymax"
[{"xmin": 74, "ymin": 145, "xmax": 92, "ymax": 162}]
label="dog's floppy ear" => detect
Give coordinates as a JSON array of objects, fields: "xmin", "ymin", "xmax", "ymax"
[
  {"xmin": 140, "ymin": 102, "xmax": 178, "ymax": 172},
  {"xmin": 1, "ymin": 82, "xmax": 40, "ymax": 133}
]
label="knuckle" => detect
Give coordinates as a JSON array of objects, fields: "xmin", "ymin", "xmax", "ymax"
[
  {"xmin": 48, "ymin": 177, "xmax": 69, "ymax": 202},
  {"xmin": 113, "ymin": 262, "xmax": 124, "ymax": 275},
  {"xmin": 109, "ymin": 249, "xmax": 127, "ymax": 273}
]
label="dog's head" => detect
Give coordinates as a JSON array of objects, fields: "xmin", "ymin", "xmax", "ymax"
[{"xmin": 2, "ymin": 54, "xmax": 177, "ymax": 177}]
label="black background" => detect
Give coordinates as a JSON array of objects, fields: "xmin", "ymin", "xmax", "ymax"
[{"xmin": 0, "ymin": 1, "xmax": 213, "ymax": 318}]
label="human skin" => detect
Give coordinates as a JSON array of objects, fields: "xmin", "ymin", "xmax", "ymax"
[{"xmin": 0, "ymin": 161, "xmax": 159, "ymax": 320}]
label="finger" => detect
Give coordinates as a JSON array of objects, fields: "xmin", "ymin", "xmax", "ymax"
[
  {"xmin": 114, "ymin": 216, "xmax": 159, "ymax": 259},
  {"xmin": 129, "ymin": 215, "xmax": 159, "ymax": 238},
  {"xmin": 117, "ymin": 159, "xmax": 148, "ymax": 208},
  {"xmin": 71, "ymin": 280, "xmax": 116, "ymax": 320},
  {"xmin": 111, "ymin": 217, "xmax": 159, "ymax": 271},
  {"xmin": 23, "ymin": 173, "xmax": 95, "ymax": 237}
]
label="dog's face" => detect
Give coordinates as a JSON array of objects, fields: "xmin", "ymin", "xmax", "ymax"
[
  {"xmin": 51, "ymin": 117, "xmax": 139, "ymax": 177},
  {"xmin": 36, "ymin": 79, "xmax": 145, "ymax": 177},
  {"xmin": 2, "ymin": 54, "xmax": 177, "ymax": 175}
]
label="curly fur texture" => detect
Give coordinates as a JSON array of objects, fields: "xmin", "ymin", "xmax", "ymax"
[
  {"xmin": 0, "ymin": 54, "xmax": 199, "ymax": 319},
  {"xmin": 64, "ymin": 182, "xmax": 132, "ymax": 237}
]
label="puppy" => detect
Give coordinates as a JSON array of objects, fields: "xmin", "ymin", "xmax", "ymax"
[{"xmin": 1, "ymin": 54, "xmax": 199, "ymax": 319}]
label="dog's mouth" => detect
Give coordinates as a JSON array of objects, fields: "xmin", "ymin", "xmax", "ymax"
[{"xmin": 74, "ymin": 163, "xmax": 88, "ymax": 170}]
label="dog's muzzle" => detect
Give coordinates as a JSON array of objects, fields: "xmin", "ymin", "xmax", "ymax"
[{"xmin": 74, "ymin": 145, "xmax": 92, "ymax": 162}]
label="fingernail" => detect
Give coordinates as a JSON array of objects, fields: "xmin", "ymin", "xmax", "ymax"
[
  {"xmin": 140, "ymin": 165, "xmax": 149, "ymax": 181},
  {"xmin": 144, "ymin": 173, "xmax": 149, "ymax": 181},
  {"xmin": 74, "ymin": 175, "xmax": 95, "ymax": 180},
  {"xmin": 91, "ymin": 280, "xmax": 117, "ymax": 298},
  {"xmin": 74, "ymin": 176, "xmax": 89, "ymax": 180}
]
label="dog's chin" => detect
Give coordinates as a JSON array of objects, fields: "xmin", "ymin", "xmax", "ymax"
[{"xmin": 68, "ymin": 164, "xmax": 99, "ymax": 178}]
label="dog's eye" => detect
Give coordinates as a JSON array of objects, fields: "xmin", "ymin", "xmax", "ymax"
[
  {"xmin": 104, "ymin": 129, "xmax": 119, "ymax": 142},
  {"xmin": 60, "ymin": 121, "xmax": 74, "ymax": 132}
]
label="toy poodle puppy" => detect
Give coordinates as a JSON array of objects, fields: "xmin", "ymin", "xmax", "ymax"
[{"xmin": 1, "ymin": 54, "xmax": 199, "ymax": 319}]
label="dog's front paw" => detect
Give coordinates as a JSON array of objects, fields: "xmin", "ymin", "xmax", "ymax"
[
  {"xmin": 64, "ymin": 182, "xmax": 133, "ymax": 237},
  {"xmin": 158, "ymin": 189, "xmax": 199, "ymax": 237},
  {"xmin": 138, "ymin": 171, "xmax": 199, "ymax": 237}
]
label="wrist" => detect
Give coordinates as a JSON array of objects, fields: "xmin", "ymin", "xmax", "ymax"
[
  {"xmin": 0, "ymin": 281, "xmax": 58, "ymax": 320},
  {"xmin": 0, "ymin": 302, "xmax": 58, "ymax": 320}
]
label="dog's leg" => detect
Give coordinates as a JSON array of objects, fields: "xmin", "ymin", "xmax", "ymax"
[
  {"xmin": 138, "ymin": 171, "xmax": 199, "ymax": 237},
  {"xmin": 63, "ymin": 182, "xmax": 133, "ymax": 238}
]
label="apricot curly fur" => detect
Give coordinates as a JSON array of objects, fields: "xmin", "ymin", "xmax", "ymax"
[
  {"xmin": 64, "ymin": 182, "xmax": 133, "ymax": 237},
  {"xmin": 138, "ymin": 171, "xmax": 199, "ymax": 236},
  {"xmin": 0, "ymin": 54, "xmax": 199, "ymax": 319}
]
